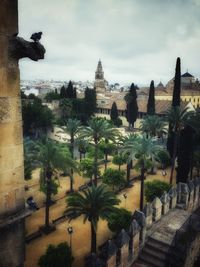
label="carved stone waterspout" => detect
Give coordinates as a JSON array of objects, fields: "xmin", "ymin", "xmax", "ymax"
[{"xmin": 9, "ymin": 36, "xmax": 46, "ymax": 61}]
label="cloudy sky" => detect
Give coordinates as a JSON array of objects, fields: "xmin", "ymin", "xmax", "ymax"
[{"xmin": 18, "ymin": 0, "xmax": 200, "ymax": 86}]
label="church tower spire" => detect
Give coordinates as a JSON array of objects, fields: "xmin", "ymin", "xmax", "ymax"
[
  {"xmin": 95, "ymin": 59, "xmax": 104, "ymax": 80},
  {"xmin": 94, "ymin": 60, "xmax": 106, "ymax": 93}
]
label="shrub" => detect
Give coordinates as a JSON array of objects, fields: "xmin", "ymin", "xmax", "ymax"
[
  {"xmin": 144, "ymin": 180, "xmax": 171, "ymax": 202},
  {"xmin": 113, "ymin": 118, "xmax": 122, "ymax": 127},
  {"xmin": 112, "ymin": 154, "xmax": 126, "ymax": 170},
  {"xmin": 102, "ymin": 168, "xmax": 126, "ymax": 190},
  {"xmin": 87, "ymin": 145, "xmax": 104, "ymax": 159},
  {"xmin": 79, "ymin": 158, "xmax": 100, "ymax": 180},
  {"xmin": 108, "ymin": 208, "xmax": 132, "ymax": 233},
  {"xmin": 38, "ymin": 242, "xmax": 73, "ymax": 267}
]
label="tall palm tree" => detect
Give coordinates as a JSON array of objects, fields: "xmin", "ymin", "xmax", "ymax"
[
  {"xmin": 165, "ymin": 107, "xmax": 195, "ymax": 184},
  {"xmin": 65, "ymin": 184, "xmax": 120, "ymax": 253},
  {"xmin": 140, "ymin": 115, "xmax": 167, "ymax": 174},
  {"xmin": 79, "ymin": 118, "xmax": 120, "ymax": 186},
  {"xmin": 140, "ymin": 115, "xmax": 167, "ymax": 138},
  {"xmin": 122, "ymin": 134, "xmax": 162, "ymax": 210},
  {"xmin": 35, "ymin": 138, "xmax": 77, "ymax": 231},
  {"xmin": 63, "ymin": 118, "xmax": 81, "ymax": 158},
  {"xmin": 63, "ymin": 119, "xmax": 81, "ymax": 191},
  {"xmin": 120, "ymin": 134, "xmax": 137, "ymax": 182}
]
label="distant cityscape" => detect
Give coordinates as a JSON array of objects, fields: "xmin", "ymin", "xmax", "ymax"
[{"xmin": 20, "ymin": 78, "xmax": 130, "ymax": 96}]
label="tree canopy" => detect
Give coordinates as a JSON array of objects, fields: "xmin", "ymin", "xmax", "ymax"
[
  {"xmin": 125, "ymin": 83, "xmax": 138, "ymax": 128},
  {"xmin": 22, "ymin": 98, "xmax": 54, "ymax": 137},
  {"xmin": 172, "ymin": 57, "xmax": 181, "ymax": 107},
  {"xmin": 84, "ymin": 87, "xmax": 97, "ymax": 120},
  {"xmin": 145, "ymin": 180, "xmax": 171, "ymax": 202},
  {"xmin": 65, "ymin": 184, "xmax": 120, "ymax": 253},
  {"xmin": 107, "ymin": 208, "xmax": 132, "ymax": 233},
  {"xmin": 102, "ymin": 168, "xmax": 126, "ymax": 190},
  {"xmin": 147, "ymin": 80, "xmax": 155, "ymax": 115},
  {"xmin": 110, "ymin": 101, "xmax": 118, "ymax": 121},
  {"xmin": 38, "ymin": 242, "xmax": 73, "ymax": 267}
]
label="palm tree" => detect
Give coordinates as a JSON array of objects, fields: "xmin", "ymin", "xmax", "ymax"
[
  {"xmin": 122, "ymin": 134, "xmax": 162, "ymax": 210},
  {"xmin": 63, "ymin": 118, "xmax": 81, "ymax": 158},
  {"xmin": 140, "ymin": 115, "xmax": 167, "ymax": 138},
  {"xmin": 165, "ymin": 107, "xmax": 195, "ymax": 184},
  {"xmin": 120, "ymin": 134, "xmax": 137, "ymax": 182},
  {"xmin": 99, "ymin": 139, "xmax": 116, "ymax": 170},
  {"xmin": 65, "ymin": 184, "xmax": 120, "ymax": 253},
  {"xmin": 140, "ymin": 115, "xmax": 167, "ymax": 174},
  {"xmin": 79, "ymin": 118, "xmax": 120, "ymax": 186},
  {"xmin": 34, "ymin": 138, "xmax": 77, "ymax": 231},
  {"xmin": 76, "ymin": 138, "xmax": 88, "ymax": 162},
  {"xmin": 63, "ymin": 119, "xmax": 81, "ymax": 191}
]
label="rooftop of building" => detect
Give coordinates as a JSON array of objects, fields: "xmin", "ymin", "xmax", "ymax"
[{"xmin": 181, "ymin": 72, "xmax": 194, "ymax": 78}]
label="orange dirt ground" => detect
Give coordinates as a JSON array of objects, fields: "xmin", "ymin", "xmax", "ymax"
[{"xmin": 24, "ymin": 162, "xmax": 175, "ymax": 267}]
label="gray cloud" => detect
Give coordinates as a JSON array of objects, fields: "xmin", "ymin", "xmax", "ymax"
[{"xmin": 18, "ymin": 0, "xmax": 200, "ymax": 85}]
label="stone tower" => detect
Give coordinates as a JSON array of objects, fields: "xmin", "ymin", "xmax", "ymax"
[
  {"xmin": 0, "ymin": 1, "xmax": 45, "ymax": 266},
  {"xmin": 94, "ymin": 60, "xmax": 106, "ymax": 93}
]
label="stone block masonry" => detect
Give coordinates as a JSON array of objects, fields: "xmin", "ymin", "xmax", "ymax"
[
  {"xmin": 0, "ymin": 2, "xmax": 25, "ymax": 266},
  {"xmin": 0, "ymin": 1, "xmax": 45, "ymax": 266}
]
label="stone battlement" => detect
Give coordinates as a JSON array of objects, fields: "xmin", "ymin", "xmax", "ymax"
[{"xmin": 85, "ymin": 177, "xmax": 200, "ymax": 267}]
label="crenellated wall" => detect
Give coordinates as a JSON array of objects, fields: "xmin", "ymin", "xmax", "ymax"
[{"xmin": 84, "ymin": 177, "xmax": 200, "ymax": 267}]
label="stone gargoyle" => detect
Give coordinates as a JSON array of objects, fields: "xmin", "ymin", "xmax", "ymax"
[{"xmin": 9, "ymin": 36, "xmax": 46, "ymax": 61}]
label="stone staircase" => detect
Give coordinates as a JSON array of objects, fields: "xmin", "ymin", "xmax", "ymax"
[{"xmin": 137, "ymin": 236, "xmax": 172, "ymax": 267}]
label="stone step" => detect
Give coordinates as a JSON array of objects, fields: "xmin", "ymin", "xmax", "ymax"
[
  {"xmin": 146, "ymin": 241, "xmax": 169, "ymax": 254},
  {"xmin": 147, "ymin": 237, "xmax": 171, "ymax": 253},
  {"xmin": 139, "ymin": 252, "xmax": 165, "ymax": 267},
  {"xmin": 134, "ymin": 260, "xmax": 154, "ymax": 267},
  {"xmin": 142, "ymin": 247, "xmax": 166, "ymax": 261}
]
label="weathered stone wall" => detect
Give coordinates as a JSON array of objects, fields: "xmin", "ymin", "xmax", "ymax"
[
  {"xmin": 183, "ymin": 233, "xmax": 200, "ymax": 267},
  {"xmin": 0, "ymin": 0, "xmax": 25, "ymax": 219},
  {"xmin": 0, "ymin": 1, "xmax": 25, "ymax": 266},
  {"xmin": 0, "ymin": 222, "xmax": 25, "ymax": 267},
  {"xmin": 85, "ymin": 177, "xmax": 200, "ymax": 267}
]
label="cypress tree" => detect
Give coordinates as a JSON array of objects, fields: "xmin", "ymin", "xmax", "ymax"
[
  {"xmin": 110, "ymin": 102, "xmax": 118, "ymax": 122},
  {"xmin": 60, "ymin": 86, "xmax": 67, "ymax": 98},
  {"xmin": 167, "ymin": 57, "xmax": 181, "ymax": 158},
  {"xmin": 172, "ymin": 57, "xmax": 181, "ymax": 107},
  {"xmin": 84, "ymin": 87, "xmax": 97, "ymax": 119},
  {"xmin": 147, "ymin": 80, "xmax": 155, "ymax": 115},
  {"xmin": 176, "ymin": 126, "xmax": 193, "ymax": 183},
  {"xmin": 66, "ymin": 81, "xmax": 74, "ymax": 98},
  {"xmin": 73, "ymin": 87, "xmax": 77, "ymax": 99},
  {"xmin": 125, "ymin": 83, "xmax": 138, "ymax": 128}
]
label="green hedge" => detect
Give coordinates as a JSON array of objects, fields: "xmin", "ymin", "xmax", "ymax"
[{"xmin": 145, "ymin": 180, "xmax": 171, "ymax": 202}]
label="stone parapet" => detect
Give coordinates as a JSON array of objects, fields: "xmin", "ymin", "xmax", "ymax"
[
  {"xmin": 177, "ymin": 183, "xmax": 190, "ymax": 209},
  {"xmin": 152, "ymin": 197, "xmax": 162, "ymax": 221},
  {"xmin": 132, "ymin": 210, "xmax": 146, "ymax": 246},
  {"xmin": 85, "ymin": 180, "xmax": 200, "ymax": 267},
  {"xmin": 169, "ymin": 186, "xmax": 178, "ymax": 209},
  {"xmin": 143, "ymin": 203, "xmax": 153, "ymax": 228},
  {"xmin": 161, "ymin": 191, "xmax": 170, "ymax": 215}
]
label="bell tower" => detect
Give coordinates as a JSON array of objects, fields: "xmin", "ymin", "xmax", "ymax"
[
  {"xmin": 95, "ymin": 59, "xmax": 104, "ymax": 80},
  {"xmin": 94, "ymin": 60, "xmax": 106, "ymax": 93}
]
